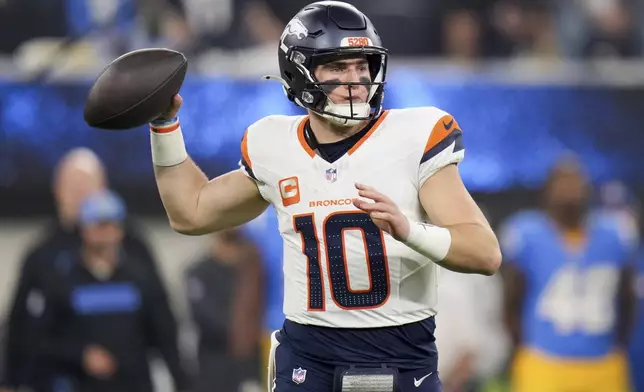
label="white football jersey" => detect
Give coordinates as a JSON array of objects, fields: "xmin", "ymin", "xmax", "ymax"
[{"xmin": 239, "ymin": 107, "xmax": 465, "ymax": 328}]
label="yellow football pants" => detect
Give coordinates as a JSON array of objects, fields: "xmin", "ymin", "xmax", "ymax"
[{"xmin": 511, "ymin": 347, "xmax": 631, "ymax": 392}]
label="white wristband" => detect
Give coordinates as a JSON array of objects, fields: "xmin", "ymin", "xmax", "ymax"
[
  {"xmin": 403, "ymin": 219, "xmax": 452, "ymax": 262},
  {"xmin": 150, "ymin": 118, "xmax": 188, "ymax": 167}
]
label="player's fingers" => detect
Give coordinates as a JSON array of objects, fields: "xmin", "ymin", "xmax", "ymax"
[
  {"xmin": 160, "ymin": 95, "xmax": 183, "ymax": 119},
  {"xmin": 355, "ymin": 182, "xmax": 377, "ymax": 192},
  {"xmin": 171, "ymin": 94, "xmax": 183, "ymax": 112},
  {"xmin": 370, "ymin": 211, "xmax": 394, "ymax": 222},
  {"xmin": 353, "ymin": 199, "xmax": 394, "ymax": 213},
  {"xmin": 352, "ymin": 198, "xmax": 369, "ymax": 210},
  {"xmin": 358, "ymin": 189, "xmax": 392, "ymax": 204}
]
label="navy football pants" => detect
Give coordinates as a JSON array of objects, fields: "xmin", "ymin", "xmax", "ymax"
[{"xmin": 270, "ymin": 335, "xmax": 442, "ymax": 392}]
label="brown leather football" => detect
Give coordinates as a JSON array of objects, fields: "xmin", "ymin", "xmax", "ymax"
[{"xmin": 84, "ymin": 48, "xmax": 187, "ymax": 130}]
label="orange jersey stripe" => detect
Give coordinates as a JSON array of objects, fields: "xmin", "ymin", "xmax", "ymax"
[
  {"xmin": 297, "ymin": 116, "xmax": 316, "ymax": 158},
  {"xmin": 241, "ymin": 129, "xmax": 252, "ymax": 168},
  {"xmin": 297, "ymin": 112, "xmax": 390, "ymax": 158},
  {"xmin": 424, "ymin": 114, "xmax": 461, "ymax": 154}
]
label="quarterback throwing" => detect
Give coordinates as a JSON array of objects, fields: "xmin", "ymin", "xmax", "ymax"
[{"xmin": 149, "ymin": 1, "xmax": 502, "ymax": 391}]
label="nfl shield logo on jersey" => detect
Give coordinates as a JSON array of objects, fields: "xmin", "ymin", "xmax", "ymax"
[
  {"xmin": 292, "ymin": 367, "xmax": 307, "ymax": 384},
  {"xmin": 325, "ymin": 168, "xmax": 337, "ymax": 183}
]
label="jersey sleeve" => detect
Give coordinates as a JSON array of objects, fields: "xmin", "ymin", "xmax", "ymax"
[
  {"xmin": 419, "ymin": 111, "xmax": 465, "ymax": 186},
  {"xmin": 239, "ymin": 128, "xmax": 261, "ymax": 183},
  {"xmin": 237, "ymin": 122, "xmax": 275, "ymax": 203}
]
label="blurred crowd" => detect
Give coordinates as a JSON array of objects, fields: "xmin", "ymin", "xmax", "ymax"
[
  {"xmin": 1, "ymin": 0, "xmax": 644, "ymax": 77},
  {"xmin": 0, "ymin": 148, "xmax": 267, "ymax": 392}
]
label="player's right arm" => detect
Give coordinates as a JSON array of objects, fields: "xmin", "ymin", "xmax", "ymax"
[{"xmin": 151, "ymin": 95, "xmax": 269, "ymax": 235}]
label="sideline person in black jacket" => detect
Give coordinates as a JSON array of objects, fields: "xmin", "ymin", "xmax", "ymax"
[
  {"xmin": 0, "ymin": 148, "xmax": 169, "ymax": 391},
  {"xmin": 31, "ymin": 189, "xmax": 190, "ymax": 392}
]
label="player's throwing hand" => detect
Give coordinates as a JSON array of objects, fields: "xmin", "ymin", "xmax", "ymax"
[
  {"xmin": 353, "ymin": 183, "xmax": 411, "ymax": 241},
  {"xmin": 157, "ymin": 94, "xmax": 183, "ymax": 121}
]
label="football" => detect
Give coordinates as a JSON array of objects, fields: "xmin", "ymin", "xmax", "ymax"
[{"xmin": 83, "ymin": 48, "xmax": 188, "ymax": 130}]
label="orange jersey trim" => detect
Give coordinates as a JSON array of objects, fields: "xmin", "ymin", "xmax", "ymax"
[
  {"xmin": 297, "ymin": 116, "xmax": 316, "ymax": 158},
  {"xmin": 241, "ymin": 129, "xmax": 252, "ymax": 168},
  {"xmin": 424, "ymin": 114, "xmax": 461, "ymax": 154},
  {"xmin": 296, "ymin": 111, "xmax": 391, "ymax": 158}
]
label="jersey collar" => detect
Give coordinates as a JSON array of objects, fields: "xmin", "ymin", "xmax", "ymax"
[{"xmin": 297, "ymin": 110, "xmax": 390, "ymax": 158}]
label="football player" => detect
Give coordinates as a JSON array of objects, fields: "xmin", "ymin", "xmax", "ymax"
[
  {"xmin": 500, "ymin": 156, "xmax": 637, "ymax": 392},
  {"xmin": 148, "ymin": 2, "xmax": 501, "ymax": 391}
]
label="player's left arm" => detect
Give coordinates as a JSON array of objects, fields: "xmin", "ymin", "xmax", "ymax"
[
  {"xmin": 353, "ymin": 165, "xmax": 501, "ymax": 275},
  {"xmin": 418, "ymin": 164, "xmax": 502, "ymax": 275}
]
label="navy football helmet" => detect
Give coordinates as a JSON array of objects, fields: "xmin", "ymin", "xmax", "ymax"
[{"xmin": 267, "ymin": 1, "xmax": 388, "ymax": 126}]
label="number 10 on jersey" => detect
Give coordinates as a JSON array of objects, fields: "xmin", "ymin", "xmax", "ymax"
[{"xmin": 293, "ymin": 211, "xmax": 391, "ymax": 311}]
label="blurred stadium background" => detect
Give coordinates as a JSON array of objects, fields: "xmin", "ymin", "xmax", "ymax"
[{"xmin": 0, "ymin": 0, "xmax": 643, "ymax": 391}]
